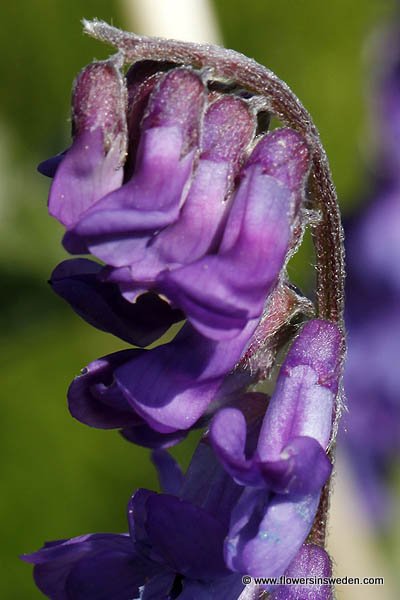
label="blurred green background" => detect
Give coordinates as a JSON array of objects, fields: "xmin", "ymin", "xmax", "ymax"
[{"xmin": 0, "ymin": 0, "xmax": 394, "ymax": 597}]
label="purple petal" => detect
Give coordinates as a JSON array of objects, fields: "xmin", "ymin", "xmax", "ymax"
[
  {"xmin": 121, "ymin": 424, "xmax": 188, "ymax": 449},
  {"xmin": 210, "ymin": 408, "xmax": 261, "ymax": 486},
  {"xmin": 127, "ymin": 489, "xmax": 157, "ymax": 549},
  {"xmin": 246, "ymin": 128, "xmax": 310, "ymax": 198},
  {"xmin": 38, "ymin": 150, "xmax": 67, "ymax": 177},
  {"xmin": 67, "ymin": 350, "xmax": 142, "ymax": 429},
  {"xmin": 211, "ymin": 413, "xmax": 331, "ymax": 493},
  {"xmin": 226, "ymin": 488, "xmax": 321, "ymax": 578},
  {"xmin": 180, "ymin": 441, "xmax": 243, "ymax": 528},
  {"xmin": 50, "ymin": 258, "xmax": 182, "ymax": 346},
  {"xmin": 71, "ymin": 69, "xmax": 205, "ymax": 267},
  {"xmin": 258, "ymin": 436, "xmax": 332, "ymax": 494},
  {"xmin": 22, "ymin": 534, "xmax": 149, "ymax": 600},
  {"xmin": 50, "ymin": 128, "xmax": 124, "ymax": 230},
  {"xmin": 151, "ymin": 450, "xmax": 184, "ymax": 495},
  {"xmin": 140, "ymin": 572, "xmax": 176, "ymax": 600},
  {"xmin": 270, "ymin": 543, "xmax": 333, "ymax": 600},
  {"xmin": 115, "ymin": 321, "xmax": 256, "ymax": 432},
  {"xmin": 159, "ymin": 128, "xmax": 309, "ymax": 340},
  {"xmin": 127, "ymin": 95, "xmax": 255, "ymax": 280},
  {"xmin": 48, "ymin": 61, "xmax": 127, "ymax": 228},
  {"xmin": 144, "ymin": 494, "xmax": 229, "ymax": 579},
  {"xmin": 282, "ymin": 319, "xmax": 342, "ymax": 394},
  {"xmin": 65, "ymin": 547, "xmax": 146, "ymax": 600},
  {"xmin": 257, "ymin": 319, "xmax": 341, "ymax": 461},
  {"xmin": 124, "ymin": 60, "xmax": 175, "ymax": 180}
]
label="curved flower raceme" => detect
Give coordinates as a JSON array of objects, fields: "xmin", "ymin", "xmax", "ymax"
[
  {"xmin": 26, "ymin": 20, "xmax": 346, "ymax": 600},
  {"xmin": 210, "ymin": 319, "xmax": 341, "ymax": 577}
]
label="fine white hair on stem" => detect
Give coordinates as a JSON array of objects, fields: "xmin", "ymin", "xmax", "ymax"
[{"xmin": 120, "ymin": 0, "xmax": 221, "ymax": 44}]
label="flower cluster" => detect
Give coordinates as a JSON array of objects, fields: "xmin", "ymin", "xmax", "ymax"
[
  {"xmin": 23, "ymin": 22, "xmax": 343, "ymax": 599},
  {"xmin": 342, "ymin": 25, "xmax": 400, "ymax": 526}
]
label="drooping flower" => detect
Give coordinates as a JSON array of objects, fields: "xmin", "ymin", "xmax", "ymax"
[
  {"xmin": 210, "ymin": 319, "xmax": 341, "ymax": 577},
  {"xmin": 42, "ymin": 54, "xmax": 310, "ymax": 342},
  {"xmin": 42, "ymin": 58, "xmax": 312, "ymax": 436},
  {"xmin": 22, "ymin": 439, "xmax": 249, "ymax": 600},
  {"xmin": 54, "ymin": 271, "xmax": 306, "ymax": 446},
  {"xmin": 50, "ymin": 258, "xmax": 183, "ymax": 347},
  {"xmin": 22, "ymin": 317, "xmax": 340, "ymax": 599}
]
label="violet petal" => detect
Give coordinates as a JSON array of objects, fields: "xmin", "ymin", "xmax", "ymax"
[
  {"xmin": 257, "ymin": 319, "xmax": 341, "ymax": 462},
  {"xmin": 144, "ymin": 494, "xmax": 229, "ymax": 579},
  {"xmin": 128, "ymin": 95, "xmax": 255, "ymax": 280},
  {"xmin": 49, "ymin": 61, "xmax": 127, "ymax": 229},
  {"xmin": 159, "ymin": 128, "xmax": 309, "ymax": 340},
  {"xmin": 50, "ymin": 258, "xmax": 182, "ymax": 346},
  {"xmin": 72, "ymin": 69, "xmax": 205, "ymax": 267},
  {"xmin": 121, "ymin": 424, "xmax": 188, "ymax": 449},
  {"xmin": 210, "ymin": 408, "xmax": 262, "ymax": 486},
  {"xmin": 179, "ymin": 574, "xmax": 245, "ymax": 600},
  {"xmin": 258, "ymin": 436, "xmax": 332, "ymax": 495},
  {"xmin": 67, "ymin": 350, "xmax": 142, "ymax": 429},
  {"xmin": 22, "ymin": 534, "xmax": 148, "ymax": 600},
  {"xmin": 115, "ymin": 321, "xmax": 256, "ymax": 432},
  {"xmin": 151, "ymin": 450, "xmax": 184, "ymax": 495},
  {"xmin": 226, "ymin": 488, "xmax": 321, "ymax": 577}
]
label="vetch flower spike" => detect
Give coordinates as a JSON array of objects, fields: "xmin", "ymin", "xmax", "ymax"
[
  {"xmin": 82, "ymin": 19, "xmax": 345, "ymax": 325},
  {"xmin": 26, "ymin": 19, "xmax": 348, "ymax": 599}
]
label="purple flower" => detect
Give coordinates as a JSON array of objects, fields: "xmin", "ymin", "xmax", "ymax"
[
  {"xmin": 210, "ymin": 319, "xmax": 341, "ymax": 577},
  {"xmin": 30, "ymin": 23, "xmax": 345, "ymax": 599},
  {"xmin": 22, "ymin": 319, "xmax": 340, "ymax": 598},
  {"xmin": 22, "ymin": 441, "xmax": 248, "ymax": 600},
  {"xmin": 40, "ymin": 55, "xmax": 313, "ymax": 438},
  {"xmin": 67, "ymin": 320, "xmax": 254, "ymax": 438},
  {"xmin": 50, "ymin": 258, "xmax": 183, "ymax": 347},
  {"xmin": 42, "ymin": 56, "xmax": 310, "ymax": 342},
  {"xmin": 43, "ymin": 60, "xmax": 127, "ymax": 227}
]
